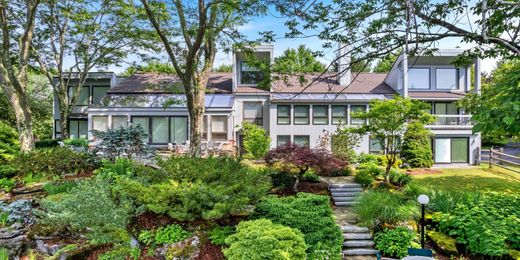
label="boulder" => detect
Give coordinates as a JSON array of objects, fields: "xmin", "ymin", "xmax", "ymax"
[{"xmin": 156, "ymin": 235, "xmax": 201, "ymax": 259}]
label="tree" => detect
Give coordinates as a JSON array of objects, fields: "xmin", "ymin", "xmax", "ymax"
[
  {"xmin": 214, "ymin": 64, "xmax": 233, "ymax": 72},
  {"xmin": 331, "ymin": 125, "xmax": 361, "ymax": 163},
  {"xmin": 373, "ymin": 50, "xmax": 401, "ymax": 73},
  {"xmin": 460, "ymin": 59, "xmax": 520, "ymax": 139},
  {"xmin": 138, "ymin": 0, "xmax": 266, "ymax": 156},
  {"xmin": 273, "ymin": 45, "xmax": 326, "ymax": 73},
  {"xmin": 0, "ymin": 0, "xmax": 43, "ymax": 151},
  {"xmin": 351, "ymin": 97, "xmax": 434, "ymax": 182},
  {"xmin": 122, "ymin": 61, "xmax": 176, "ymax": 76},
  {"xmin": 241, "ymin": 122, "xmax": 270, "ymax": 160},
  {"xmin": 33, "ymin": 0, "xmax": 154, "ymax": 139},
  {"xmin": 400, "ymin": 122, "xmax": 434, "ymax": 168}
]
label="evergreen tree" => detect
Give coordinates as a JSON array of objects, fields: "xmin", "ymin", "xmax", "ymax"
[{"xmin": 400, "ymin": 122, "xmax": 434, "ymax": 168}]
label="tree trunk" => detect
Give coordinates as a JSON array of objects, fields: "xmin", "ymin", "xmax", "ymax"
[
  {"xmin": 187, "ymin": 85, "xmax": 206, "ymax": 157},
  {"xmin": 59, "ymin": 94, "xmax": 70, "ymax": 139},
  {"xmin": 5, "ymin": 88, "xmax": 34, "ymax": 151}
]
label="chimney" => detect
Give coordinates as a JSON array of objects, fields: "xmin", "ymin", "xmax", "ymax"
[{"xmin": 338, "ymin": 43, "xmax": 351, "ymax": 87}]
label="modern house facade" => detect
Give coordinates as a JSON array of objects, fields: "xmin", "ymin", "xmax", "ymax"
[{"xmin": 53, "ymin": 46, "xmax": 481, "ymax": 165}]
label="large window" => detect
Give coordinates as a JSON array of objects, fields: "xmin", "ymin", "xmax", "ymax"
[
  {"xmin": 243, "ymin": 102, "xmax": 263, "ymax": 125},
  {"xmin": 54, "ymin": 119, "xmax": 62, "ymax": 138},
  {"xmin": 69, "ymin": 86, "xmax": 90, "ymax": 105},
  {"xmin": 294, "ymin": 135, "xmax": 310, "ymax": 147},
  {"xmin": 332, "ymin": 105, "xmax": 347, "ymax": 125},
  {"xmin": 350, "ymin": 105, "xmax": 366, "ymax": 125},
  {"xmin": 92, "ymin": 86, "xmax": 110, "ymax": 104},
  {"xmin": 313, "ymin": 105, "xmax": 328, "ymax": 125},
  {"xmin": 151, "ymin": 117, "xmax": 169, "ymax": 144},
  {"xmin": 132, "ymin": 117, "xmax": 150, "ymax": 142},
  {"xmin": 92, "ymin": 116, "xmax": 108, "ymax": 131},
  {"xmin": 434, "ymin": 137, "xmax": 468, "ymax": 163},
  {"xmin": 369, "ymin": 137, "xmax": 383, "ymax": 154},
  {"xmin": 277, "ymin": 135, "xmax": 291, "ymax": 146},
  {"xmin": 294, "ymin": 105, "xmax": 310, "ymax": 125},
  {"xmin": 69, "ymin": 119, "xmax": 88, "ymax": 139},
  {"xmin": 436, "ymin": 68, "xmax": 458, "ymax": 90},
  {"xmin": 112, "ymin": 116, "xmax": 128, "ymax": 129},
  {"xmin": 434, "ymin": 102, "xmax": 458, "ymax": 125},
  {"xmin": 211, "ymin": 116, "xmax": 228, "ymax": 140},
  {"xmin": 202, "ymin": 116, "xmax": 208, "ymax": 140},
  {"xmin": 277, "ymin": 105, "xmax": 291, "ymax": 125},
  {"xmin": 240, "ymin": 61, "xmax": 263, "ymax": 84},
  {"xmin": 170, "ymin": 117, "xmax": 188, "ymax": 144},
  {"xmin": 408, "ymin": 68, "xmax": 430, "ymax": 89}
]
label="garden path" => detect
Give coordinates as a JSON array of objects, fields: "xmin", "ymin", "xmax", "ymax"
[{"xmin": 321, "ymin": 176, "xmax": 379, "ymax": 260}]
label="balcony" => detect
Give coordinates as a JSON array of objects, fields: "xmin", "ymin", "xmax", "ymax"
[{"xmin": 426, "ymin": 115, "xmax": 473, "ymax": 128}]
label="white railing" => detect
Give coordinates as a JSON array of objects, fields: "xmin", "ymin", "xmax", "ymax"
[{"xmin": 428, "ymin": 115, "xmax": 473, "ymax": 126}]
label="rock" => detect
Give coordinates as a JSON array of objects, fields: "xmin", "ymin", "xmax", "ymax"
[
  {"xmin": 35, "ymin": 239, "xmax": 64, "ymax": 256},
  {"xmin": 11, "ymin": 185, "xmax": 44, "ymax": 195},
  {"xmin": 0, "ymin": 234, "xmax": 27, "ymax": 257},
  {"xmin": 0, "ymin": 223, "xmax": 24, "ymax": 239},
  {"xmin": 156, "ymin": 235, "xmax": 201, "ymax": 259}
]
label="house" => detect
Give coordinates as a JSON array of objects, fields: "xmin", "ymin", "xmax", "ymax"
[{"xmin": 53, "ymin": 45, "xmax": 481, "ymax": 165}]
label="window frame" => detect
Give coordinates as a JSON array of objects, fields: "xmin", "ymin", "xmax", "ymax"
[
  {"xmin": 92, "ymin": 115, "xmax": 109, "ymax": 132},
  {"xmin": 111, "ymin": 116, "xmax": 128, "ymax": 129},
  {"xmin": 243, "ymin": 102, "xmax": 263, "ymax": 125},
  {"xmin": 210, "ymin": 115, "xmax": 228, "ymax": 141},
  {"xmin": 369, "ymin": 137, "xmax": 384, "ymax": 154},
  {"xmin": 68, "ymin": 119, "xmax": 88, "ymax": 139},
  {"xmin": 240, "ymin": 61, "xmax": 263, "ymax": 85},
  {"xmin": 91, "ymin": 85, "xmax": 111, "ymax": 105},
  {"xmin": 293, "ymin": 105, "xmax": 310, "ymax": 125},
  {"xmin": 277, "ymin": 105, "xmax": 291, "ymax": 125},
  {"xmin": 131, "ymin": 116, "xmax": 190, "ymax": 145},
  {"xmin": 312, "ymin": 105, "xmax": 329, "ymax": 125},
  {"xmin": 170, "ymin": 116, "xmax": 189, "ymax": 144},
  {"xmin": 331, "ymin": 105, "xmax": 348, "ymax": 125}
]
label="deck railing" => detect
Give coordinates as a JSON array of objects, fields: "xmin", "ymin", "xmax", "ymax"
[{"xmin": 428, "ymin": 115, "xmax": 473, "ymax": 126}]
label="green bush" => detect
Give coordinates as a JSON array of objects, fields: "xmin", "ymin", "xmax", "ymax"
[
  {"xmin": 43, "ymin": 181, "xmax": 77, "ymax": 195},
  {"xmin": 435, "ymin": 193, "xmax": 520, "ymax": 257},
  {"xmin": 344, "ymin": 165, "xmax": 355, "ymax": 176},
  {"xmin": 389, "ymin": 169, "xmax": 412, "ymax": 186},
  {"xmin": 356, "ymin": 153, "xmax": 380, "ymax": 165},
  {"xmin": 241, "ymin": 122, "xmax": 271, "ymax": 160},
  {"xmin": 354, "ymin": 190, "xmax": 418, "ymax": 229},
  {"xmin": 155, "ymin": 224, "xmax": 191, "ymax": 245},
  {"xmin": 374, "ymin": 227, "xmax": 419, "ymax": 258},
  {"xmin": 91, "ymin": 125, "xmax": 151, "ymax": 160},
  {"xmin": 400, "ymin": 122, "xmax": 433, "ymax": 168},
  {"xmin": 208, "ymin": 225, "xmax": 235, "ymax": 246},
  {"xmin": 34, "ymin": 139, "xmax": 60, "ymax": 149},
  {"xmin": 427, "ymin": 230, "xmax": 458, "ymax": 255},
  {"xmin": 331, "ymin": 126, "xmax": 361, "ymax": 163},
  {"xmin": 254, "ymin": 193, "xmax": 343, "ymax": 259},
  {"xmin": 14, "ymin": 147, "xmax": 100, "ymax": 177},
  {"xmin": 0, "ymin": 178, "xmax": 15, "ymax": 192},
  {"xmin": 302, "ymin": 171, "xmax": 320, "ymax": 182},
  {"xmin": 354, "ymin": 170, "xmax": 374, "ymax": 188},
  {"xmin": 378, "ymin": 155, "xmax": 403, "ymax": 169},
  {"xmin": 269, "ymin": 171, "xmax": 296, "ymax": 190},
  {"xmin": 0, "ymin": 121, "xmax": 18, "ymax": 163},
  {"xmin": 224, "ymin": 219, "xmax": 307, "ymax": 260},
  {"xmin": 63, "ymin": 138, "xmax": 88, "ymax": 149},
  {"xmin": 118, "ymin": 157, "xmax": 270, "ymax": 221},
  {"xmin": 357, "ymin": 162, "xmax": 384, "ymax": 178},
  {"xmin": 0, "ymin": 248, "xmax": 8, "ymax": 260}
]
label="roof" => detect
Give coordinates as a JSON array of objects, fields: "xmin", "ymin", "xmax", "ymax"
[
  {"xmin": 408, "ymin": 91, "xmax": 468, "ymax": 99},
  {"xmin": 271, "ymin": 93, "xmax": 389, "ymax": 102},
  {"xmin": 109, "ymin": 73, "xmax": 232, "ymax": 94},
  {"xmin": 270, "ymin": 73, "xmax": 396, "ymax": 94},
  {"xmin": 98, "ymin": 94, "xmax": 234, "ymax": 108}
]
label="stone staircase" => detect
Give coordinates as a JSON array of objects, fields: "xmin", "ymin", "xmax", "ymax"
[{"xmin": 329, "ymin": 183, "xmax": 379, "ymax": 259}]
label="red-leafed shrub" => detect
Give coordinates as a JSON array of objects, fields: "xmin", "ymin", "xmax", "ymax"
[{"xmin": 265, "ymin": 144, "xmax": 346, "ymax": 191}]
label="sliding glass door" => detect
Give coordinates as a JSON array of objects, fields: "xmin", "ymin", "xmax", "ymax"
[{"xmin": 434, "ymin": 137, "xmax": 468, "ymax": 163}]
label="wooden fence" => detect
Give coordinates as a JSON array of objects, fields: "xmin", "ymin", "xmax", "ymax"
[{"xmin": 483, "ymin": 147, "xmax": 520, "ymax": 173}]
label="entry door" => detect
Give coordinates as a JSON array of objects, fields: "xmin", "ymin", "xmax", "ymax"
[{"xmin": 434, "ymin": 138, "xmax": 469, "ymax": 163}]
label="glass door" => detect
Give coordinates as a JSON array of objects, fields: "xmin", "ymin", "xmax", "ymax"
[
  {"xmin": 451, "ymin": 138, "xmax": 468, "ymax": 163},
  {"xmin": 434, "ymin": 138, "xmax": 451, "ymax": 163}
]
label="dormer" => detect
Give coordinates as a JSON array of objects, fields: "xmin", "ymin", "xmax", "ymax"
[{"xmin": 232, "ymin": 45, "xmax": 274, "ymax": 91}]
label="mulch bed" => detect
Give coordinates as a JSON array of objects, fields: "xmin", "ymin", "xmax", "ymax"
[
  {"xmin": 194, "ymin": 242, "xmax": 224, "ymax": 260},
  {"xmin": 136, "ymin": 212, "xmax": 175, "ymax": 230},
  {"xmin": 298, "ymin": 181, "xmax": 329, "ymax": 194}
]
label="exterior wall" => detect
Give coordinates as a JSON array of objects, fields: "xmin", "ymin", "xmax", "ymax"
[
  {"xmin": 407, "ymin": 64, "xmax": 468, "ymax": 92},
  {"xmin": 429, "ymin": 129, "xmax": 481, "ymax": 165},
  {"xmin": 233, "ymin": 94, "xmax": 270, "ymax": 131}
]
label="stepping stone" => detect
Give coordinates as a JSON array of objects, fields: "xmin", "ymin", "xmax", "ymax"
[
  {"xmin": 335, "ymin": 201, "xmax": 357, "ymax": 206},
  {"xmin": 343, "ymin": 240, "xmax": 375, "ymax": 248},
  {"xmin": 343, "ymin": 249, "xmax": 379, "ymax": 256},
  {"xmin": 330, "ymin": 183, "xmax": 363, "ymax": 188},
  {"xmin": 341, "ymin": 225, "xmax": 369, "ymax": 233},
  {"xmin": 330, "ymin": 191, "xmax": 362, "ymax": 196},
  {"xmin": 333, "ymin": 196, "xmax": 357, "ymax": 202},
  {"xmin": 344, "ymin": 233, "xmax": 372, "ymax": 240}
]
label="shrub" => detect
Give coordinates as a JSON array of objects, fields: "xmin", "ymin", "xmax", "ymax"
[
  {"xmin": 400, "ymin": 122, "xmax": 433, "ymax": 168},
  {"xmin": 356, "ymin": 153, "xmax": 380, "ymax": 165},
  {"xmin": 0, "ymin": 178, "xmax": 16, "ymax": 192},
  {"xmin": 374, "ymin": 227, "xmax": 419, "ymax": 258},
  {"xmin": 269, "ymin": 171, "xmax": 296, "ymax": 190},
  {"xmin": 118, "ymin": 157, "xmax": 270, "ymax": 221},
  {"xmin": 14, "ymin": 147, "xmax": 100, "ymax": 177},
  {"xmin": 34, "ymin": 139, "xmax": 60, "ymax": 149},
  {"xmin": 208, "ymin": 225, "xmax": 235, "ymax": 246},
  {"xmin": 302, "ymin": 171, "xmax": 320, "ymax": 182},
  {"xmin": 241, "ymin": 122, "xmax": 270, "ymax": 159},
  {"xmin": 389, "ymin": 169, "xmax": 412, "ymax": 186},
  {"xmin": 91, "ymin": 125, "xmax": 152, "ymax": 160},
  {"xmin": 427, "ymin": 230, "xmax": 458, "ymax": 255},
  {"xmin": 344, "ymin": 165, "xmax": 355, "ymax": 176},
  {"xmin": 63, "ymin": 138, "xmax": 88, "ymax": 149},
  {"xmin": 43, "ymin": 181, "xmax": 77, "ymax": 195},
  {"xmin": 378, "ymin": 155, "xmax": 403, "ymax": 169},
  {"xmin": 354, "ymin": 170, "xmax": 374, "ymax": 188},
  {"xmin": 354, "ymin": 190, "xmax": 418, "ymax": 229},
  {"xmin": 224, "ymin": 219, "xmax": 307, "ymax": 260},
  {"xmin": 155, "ymin": 224, "xmax": 191, "ymax": 245},
  {"xmin": 254, "ymin": 193, "xmax": 343, "ymax": 259},
  {"xmin": 0, "ymin": 121, "xmax": 18, "ymax": 163},
  {"xmin": 357, "ymin": 162, "xmax": 384, "ymax": 178},
  {"xmin": 435, "ymin": 193, "xmax": 520, "ymax": 257},
  {"xmin": 331, "ymin": 126, "xmax": 361, "ymax": 163}
]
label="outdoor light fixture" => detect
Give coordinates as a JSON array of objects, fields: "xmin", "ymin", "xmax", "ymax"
[{"xmin": 417, "ymin": 194, "xmax": 429, "ymax": 249}]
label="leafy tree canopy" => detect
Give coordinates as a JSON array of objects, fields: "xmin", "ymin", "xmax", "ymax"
[
  {"xmin": 122, "ymin": 61, "xmax": 176, "ymax": 76},
  {"xmin": 213, "ymin": 64, "xmax": 233, "ymax": 72},
  {"xmin": 273, "ymin": 45, "xmax": 326, "ymax": 73}
]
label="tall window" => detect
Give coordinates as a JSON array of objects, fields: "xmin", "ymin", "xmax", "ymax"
[
  {"xmin": 92, "ymin": 86, "xmax": 110, "ymax": 104},
  {"xmin": 170, "ymin": 117, "xmax": 188, "ymax": 144},
  {"xmin": 277, "ymin": 105, "xmax": 291, "ymax": 125},
  {"xmin": 92, "ymin": 116, "xmax": 108, "ymax": 131},
  {"xmin": 69, "ymin": 119, "xmax": 88, "ymax": 139},
  {"xmin": 277, "ymin": 135, "xmax": 291, "ymax": 146},
  {"xmin": 151, "ymin": 117, "xmax": 169, "ymax": 143},
  {"xmin": 132, "ymin": 117, "xmax": 150, "ymax": 142},
  {"xmin": 54, "ymin": 120, "xmax": 62, "ymax": 138},
  {"xmin": 240, "ymin": 61, "xmax": 263, "ymax": 84},
  {"xmin": 294, "ymin": 135, "xmax": 310, "ymax": 147},
  {"xmin": 211, "ymin": 116, "xmax": 228, "ymax": 140},
  {"xmin": 69, "ymin": 86, "xmax": 90, "ymax": 105},
  {"xmin": 369, "ymin": 137, "xmax": 383, "ymax": 154},
  {"xmin": 202, "ymin": 116, "xmax": 208, "ymax": 140},
  {"xmin": 434, "ymin": 102, "xmax": 458, "ymax": 125},
  {"xmin": 436, "ymin": 68, "xmax": 458, "ymax": 90},
  {"xmin": 112, "ymin": 116, "xmax": 128, "ymax": 129},
  {"xmin": 294, "ymin": 105, "xmax": 310, "ymax": 125},
  {"xmin": 332, "ymin": 105, "xmax": 347, "ymax": 125},
  {"xmin": 313, "ymin": 105, "xmax": 328, "ymax": 125},
  {"xmin": 243, "ymin": 102, "xmax": 263, "ymax": 125},
  {"xmin": 350, "ymin": 105, "xmax": 366, "ymax": 125},
  {"xmin": 408, "ymin": 68, "xmax": 430, "ymax": 89}
]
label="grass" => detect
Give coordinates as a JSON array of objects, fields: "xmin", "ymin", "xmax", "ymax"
[{"xmin": 410, "ymin": 164, "xmax": 520, "ymax": 194}]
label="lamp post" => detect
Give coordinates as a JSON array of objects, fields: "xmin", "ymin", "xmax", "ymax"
[{"xmin": 417, "ymin": 194, "xmax": 429, "ymax": 249}]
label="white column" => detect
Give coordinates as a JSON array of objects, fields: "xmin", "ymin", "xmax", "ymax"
[
  {"xmin": 402, "ymin": 53, "xmax": 409, "ymax": 98},
  {"xmin": 474, "ymin": 58, "xmax": 481, "ymax": 94}
]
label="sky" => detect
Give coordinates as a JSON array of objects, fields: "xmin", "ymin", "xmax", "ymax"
[{"xmin": 101, "ymin": 7, "xmax": 498, "ymax": 75}]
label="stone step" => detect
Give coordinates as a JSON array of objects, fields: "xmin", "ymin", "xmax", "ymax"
[
  {"xmin": 330, "ymin": 187, "xmax": 363, "ymax": 192},
  {"xmin": 330, "ymin": 183, "xmax": 363, "ymax": 188},
  {"xmin": 335, "ymin": 201, "xmax": 358, "ymax": 206},
  {"xmin": 330, "ymin": 191, "xmax": 362, "ymax": 197},
  {"xmin": 331, "ymin": 187, "xmax": 363, "ymax": 192},
  {"xmin": 341, "ymin": 225, "xmax": 369, "ymax": 233},
  {"xmin": 343, "ymin": 249, "xmax": 379, "ymax": 256},
  {"xmin": 344, "ymin": 233, "xmax": 372, "ymax": 240},
  {"xmin": 343, "ymin": 240, "xmax": 375, "ymax": 248},
  {"xmin": 333, "ymin": 196, "xmax": 357, "ymax": 202}
]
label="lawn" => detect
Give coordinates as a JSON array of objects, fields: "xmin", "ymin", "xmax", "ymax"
[{"xmin": 410, "ymin": 164, "xmax": 520, "ymax": 194}]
